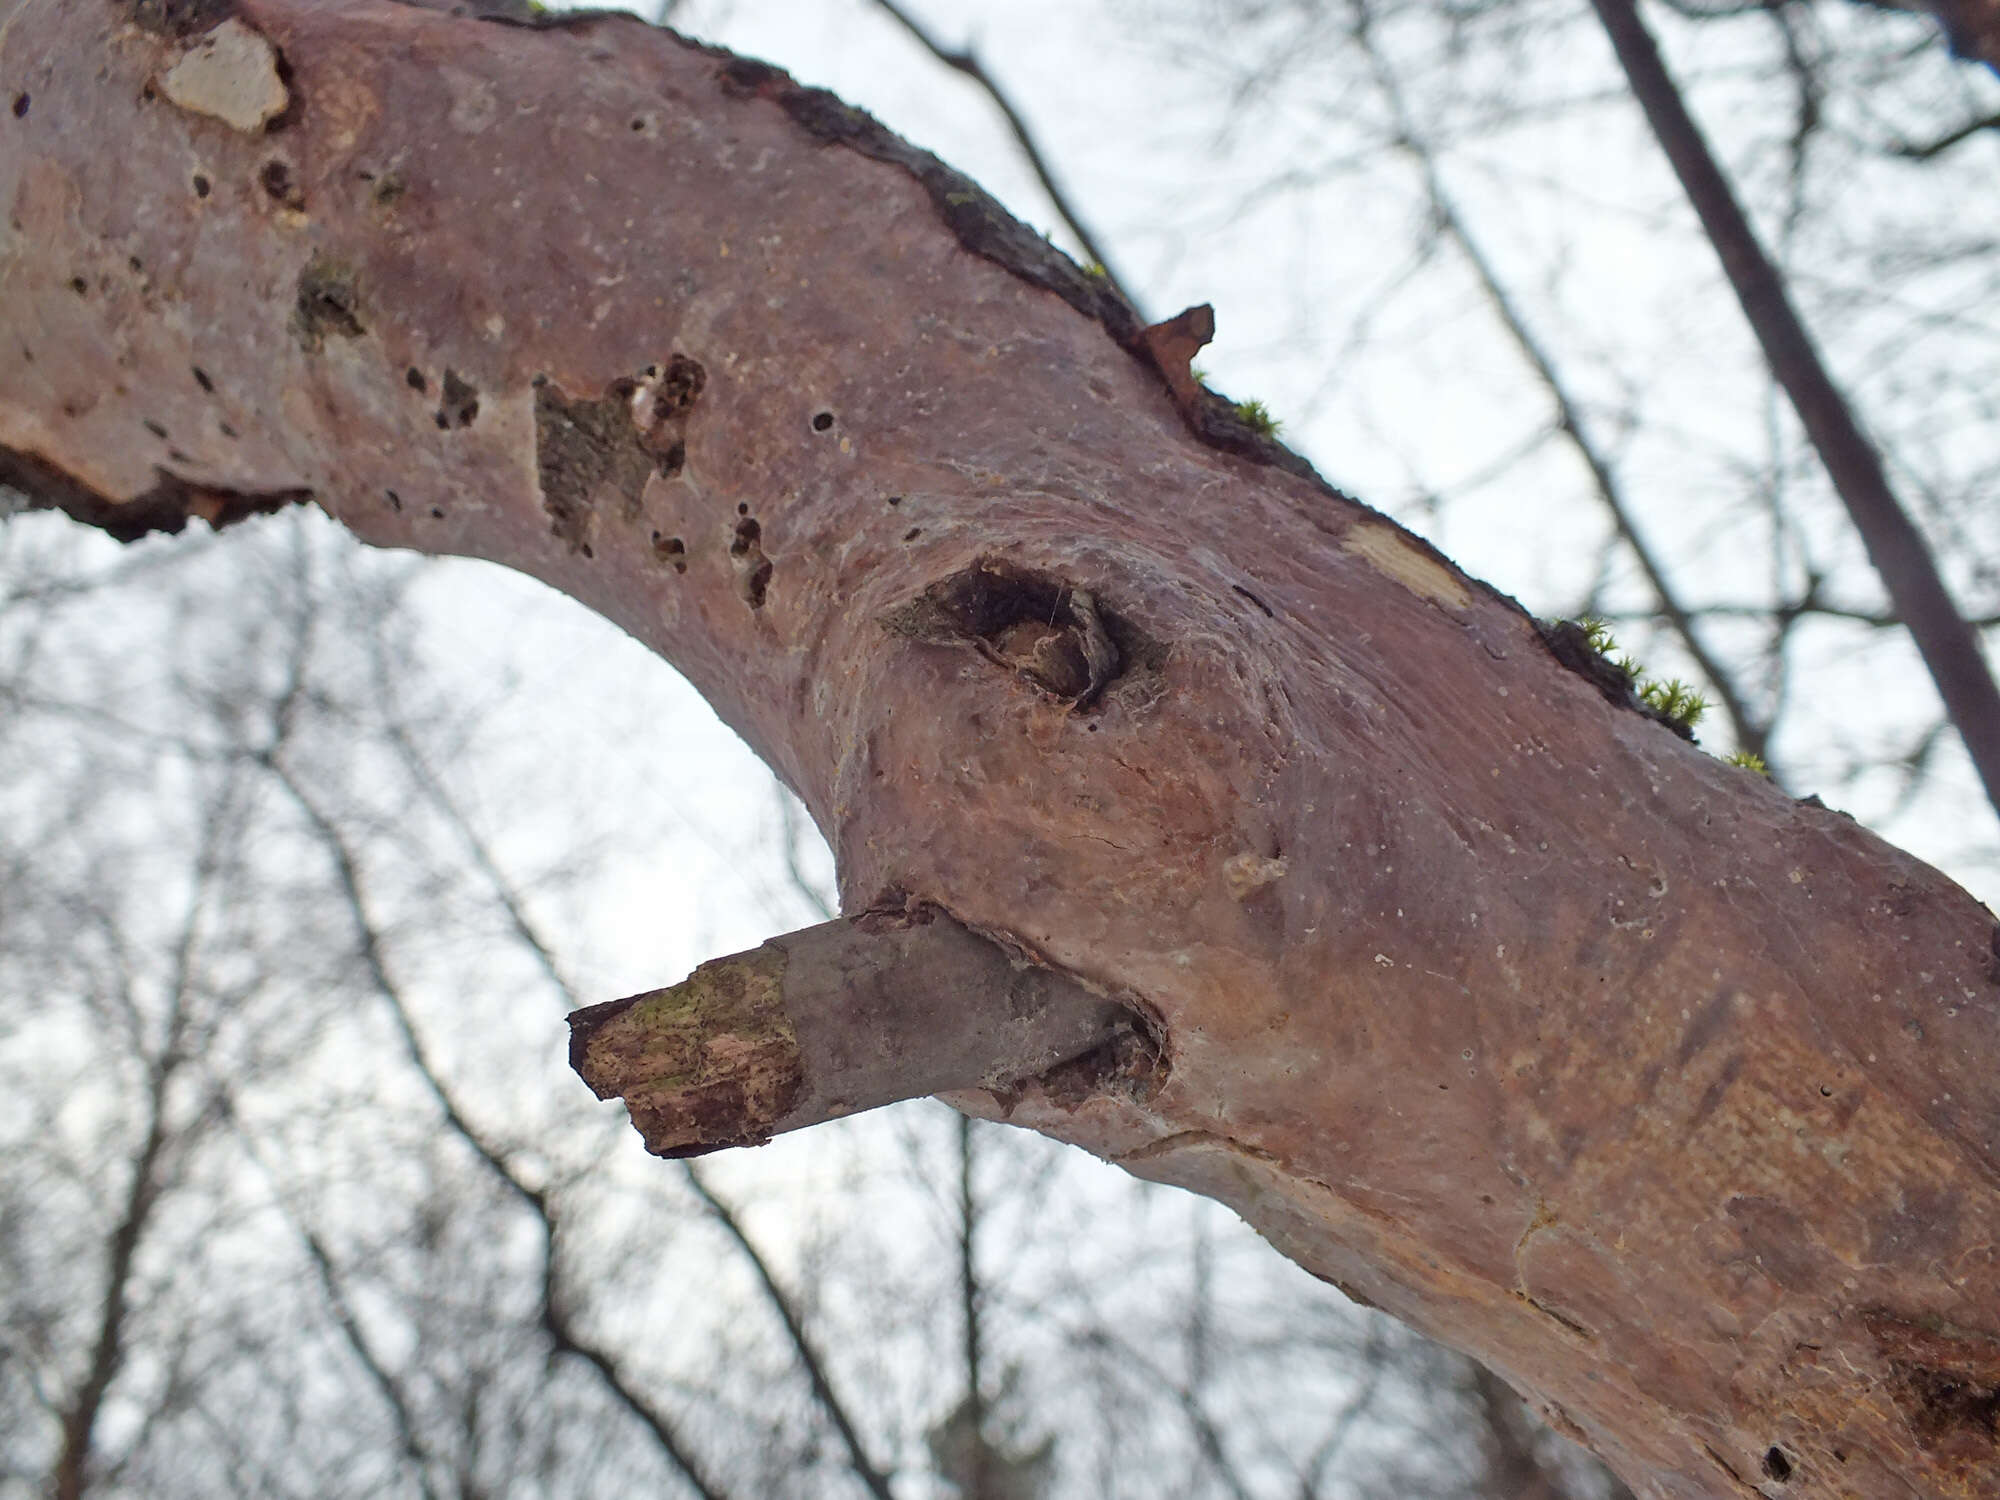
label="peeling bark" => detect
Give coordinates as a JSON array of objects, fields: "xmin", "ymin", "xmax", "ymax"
[{"xmin": 4, "ymin": 2, "xmax": 2000, "ymax": 1493}]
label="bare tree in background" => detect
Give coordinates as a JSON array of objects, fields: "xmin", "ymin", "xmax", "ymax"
[{"xmin": 1, "ymin": 517, "xmax": 1633, "ymax": 1498}]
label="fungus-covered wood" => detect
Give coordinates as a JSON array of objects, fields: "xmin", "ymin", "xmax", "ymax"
[{"xmin": 568, "ymin": 908, "xmax": 1130, "ymax": 1157}]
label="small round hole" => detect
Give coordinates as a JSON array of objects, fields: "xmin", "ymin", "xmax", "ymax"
[
  {"xmin": 407, "ymin": 367, "xmax": 426, "ymax": 392},
  {"xmin": 811, "ymin": 410, "xmax": 834, "ymax": 432},
  {"xmin": 10, "ymin": 93, "xmax": 28, "ymax": 119},
  {"xmin": 429, "ymin": 506, "xmax": 444, "ymax": 519},
  {"xmin": 885, "ymin": 494, "xmax": 902, "ymax": 506},
  {"xmin": 193, "ymin": 173, "xmax": 211, "ymax": 198},
  {"xmin": 1762, "ymin": 1446, "xmax": 1792, "ymax": 1482}
]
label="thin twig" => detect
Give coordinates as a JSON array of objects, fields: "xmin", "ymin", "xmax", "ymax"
[
  {"xmin": 956, "ymin": 1115, "xmax": 988, "ymax": 1500},
  {"xmin": 868, "ymin": 0, "xmax": 1145, "ymax": 316},
  {"xmin": 681, "ymin": 1165, "xmax": 897, "ymax": 1500},
  {"xmin": 267, "ymin": 754, "xmax": 732, "ymax": 1500},
  {"xmin": 248, "ymin": 1157, "xmax": 445, "ymax": 1500},
  {"xmin": 1890, "ymin": 109, "xmax": 2000, "ymax": 160}
]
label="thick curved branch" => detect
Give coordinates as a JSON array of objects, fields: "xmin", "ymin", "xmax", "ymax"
[{"xmin": 7, "ymin": 5, "xmax": 2000, "ymax": 1494}]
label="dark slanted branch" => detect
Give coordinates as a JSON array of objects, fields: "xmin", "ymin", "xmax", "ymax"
[{"xmin": 5, "ymin": 2, "xmax": 2000, "ymax": 1494}]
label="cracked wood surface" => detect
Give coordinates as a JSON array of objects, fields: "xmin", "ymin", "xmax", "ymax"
[{"xmin": 3, "ymin": 1, "xmax": 1999, "ymax": 1493}]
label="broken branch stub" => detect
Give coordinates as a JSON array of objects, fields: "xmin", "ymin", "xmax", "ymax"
[{"xmin": 568, "ymin": 909, "xmax": 1128, "ymax": 1156}]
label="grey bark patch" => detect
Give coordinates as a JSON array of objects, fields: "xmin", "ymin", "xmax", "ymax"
[{"xmin": 159, "ymin": 19, "xmax": 289, "ymax": 134}]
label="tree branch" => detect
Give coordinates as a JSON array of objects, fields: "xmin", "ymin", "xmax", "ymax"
[
  {"xmin": 1890, "ymin": 108, "xmax": 2000, "ymax": 159},
  {"xmin": 569, "ymin": 908, "xmax": 1129, "ymax": 1157},
  {"xmin": 267, "ymin": 754, "xmax": 735, "ymax": 1500},
  {"xmin": 1588, "ymin": 0, "xmax": 2000, "ymax": 821},
  {"xmin": 11, "ymin": 5, "xmax": 2000, "ymax": 1490},
  {"xmin": 682, "ymin": 1166, "xmax": 896, "ymax": 1500},
  {"xmin": 867, "ymin": 0, "xmax": 1145, "ymax": 317}
]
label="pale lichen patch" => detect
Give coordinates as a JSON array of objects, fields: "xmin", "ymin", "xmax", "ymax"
[
  {"xmin": 1342, "ymin": 521, "xmax": 1471, "ymax": 610},
  {"xmin": 1222, "ymin": 853, "xmax": 1287, "ymax": 899},
  {"xmin": 159, "ymin": 20, "xmax": 288, "ymax": 134}
]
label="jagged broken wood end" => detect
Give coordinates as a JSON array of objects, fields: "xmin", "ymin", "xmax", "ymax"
[{"xmin": 567, "ymin": 906, "xmax": 1129, "ymax": 1156}]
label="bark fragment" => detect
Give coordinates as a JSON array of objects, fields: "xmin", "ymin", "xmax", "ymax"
[{"xmin": 157, "ymin": 18, "xmax": 288, "ymax": 133}]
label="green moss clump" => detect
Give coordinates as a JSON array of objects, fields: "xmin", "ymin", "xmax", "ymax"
[
  {"xmin": 1234, "ymin": 398, "xmax": 1281, "ymax": 437},
  {"xmin": 1576, "ymin": 618, "xmax": 1707, "ymax": 733}
]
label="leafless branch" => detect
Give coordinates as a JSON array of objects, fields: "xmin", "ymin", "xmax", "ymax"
[
  {"xmin": 262, "ymin": 1169, "xmax": 446, "ymax": 1500},
  {"xmin": 265, "ymin": 749, "xmax": 733, "ymax": 1500},
  {"xmin": 867, "ymin": 0, "xmax": 1145, "ymax": 317},
  {"xmin": 1890, "ymin": 108, "xmax": 2000, "ymax": 158},
  {"xmin": 49, "ymin": 785, "xmax": 238, "ymax": 1500},
  {"xmin": 681, "ymin": 1164, "xmax": 897, "ymax": 1500},
  {"xmin": 1589, "ymin": 0, "xmax": 2000, "ymax": 821}
]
